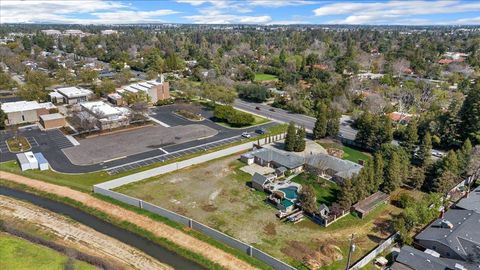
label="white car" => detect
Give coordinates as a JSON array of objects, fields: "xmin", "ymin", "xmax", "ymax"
[{"xmin": 241, "ymin": 132, "xmax": 251, "ymax": 138}]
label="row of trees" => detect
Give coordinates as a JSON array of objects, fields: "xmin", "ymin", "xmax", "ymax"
[
  {"xmin": 213, "ymin": 105, "xmax": 255, "ymax": 127},
  {"xmin": 354, "ymin": 111, "xmax": 393, "ymax": 150},
  {"xmin": 284, "ymin": 122, "xmax": 306, "ymax": 152},
  {"xmin": 312, "ymin": 101, "xmax": 341, "ymax": 139}
]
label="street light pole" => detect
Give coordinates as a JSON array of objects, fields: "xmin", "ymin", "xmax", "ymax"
[{"xmin": 346, "ymin": 233, "xmax": 355, "ymax": 270}]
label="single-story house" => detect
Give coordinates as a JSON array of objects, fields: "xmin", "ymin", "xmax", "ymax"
[
  {"xmin": 351, "ymin": 191, "xmax": 389, "ymax": 219},
  {"xmin": 16, "ymin": 151, "xmax": 38, "ymax": 171},
  {"xmin": 415, "ymin": 209, "xmax": 480, "ymax": 261},
  {"xmin": 455, "ymin": 186, "xmax": 480, "ymax": 214},
  {"xmin": 251, "ymin": 172, "xmax": 276, "ymax": 191},
  {"xmin": 244, "ymin": 148, "xmax": 304, "ymax": 173},
  {"xmin": 39, "ymin": 113, "xmax": 66, "ymax": 129},
  {"xmin": 51, "ymin": 86, "xmax": 93, "ymax": 105},
  {"xmin": 1, "ymin": 101, "xmax": 56, "ymax": 126},
  {"xmin": 305, "ymin": 153, "xmax": 363, "ymax": 184}
]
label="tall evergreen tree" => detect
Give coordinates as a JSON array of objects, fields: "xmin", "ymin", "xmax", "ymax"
[
  {"xmin": 338, "ymin": 178, "xmax": 355, "ymax": 209},
  {"xmin": 285, "ymin": 121, "xmax": 297, "ymax": 152},
  {"xmin": 373, "ymin": 153, "xmax": 384, "ymax": 191},
  {"xmin": 326, "ymin": 108, "xmax": 341, "ymax": 137},
  {"xmin": 458, "ymin": 138, "xmax": 473, "ymax": 175},
  {"xmin": 442, "ymin": 150, "xmax": 459, "ymax": 176},
  {"xmin": 313, "ymin": 102, "xmax": 327, "ymax": 139},
  {"xmin": 418, "ymin": 132, "xmax": 432, "ymax": 166},
  {"xmin": 402, "ymin": 120, "xmax": 419, "ymax": 156},
  {"xmin": 294, "ymin": 126, "xmax": 306, "ymax": 152},
  {"xmin": 382, "ymin": 151, "xmax": 402, "ymax": 193},
  {"xmin": 459, "ymin": 83, "xmax": 480, "ymax": 144},
  {"xmin": 299, "ymin": 185, "xmax": 317, "ymax": 214}
]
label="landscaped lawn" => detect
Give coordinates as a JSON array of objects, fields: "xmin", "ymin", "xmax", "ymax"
[
  {"xmin": 319, "ymin": 142, "xmax": 370, "ymax": 163},
  {"xmin": 291, "ymin": 173, "xmax": 340, "ymax": 205},
  {"xmin": 0, "ymin": 233, "xmax": 95, "ymax": 270},
  {"xmin": 215, "ymin": 113, "xmax": 270, "ymax": 129},
  {"xmin": 6, "ymin": 136, "xmax": 31, "ymax": 152},
  {"xmin": 254, "ymin": 73, "xmax": 278, "ymax": 82}
]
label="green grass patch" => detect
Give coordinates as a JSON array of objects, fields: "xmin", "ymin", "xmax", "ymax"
[
  {"xmin": 215, "ymin": 113, "xmax": 270, "ymax": 129},
  {"xmin": 291, "ymin": 173, "xmax": 340, "ymax": 206},
  {"xmin": 254, "ymin": 73, "xmax": 278, "ymax": 82},
  {"xmin": 0, "ymin": 233, "xmax": 95, "ymax": 270},
  {"xmin": 6, "ymin": 136, "xmax": 31, "ymax": 152},
  {"xmin": 319, "ymin": 142, "xmax": 370, "ymax": 164}
]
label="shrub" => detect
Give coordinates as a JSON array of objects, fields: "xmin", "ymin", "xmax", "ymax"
[{"xmin": 213, "ymin": 105, "xmax": 255, "ymax": 127}]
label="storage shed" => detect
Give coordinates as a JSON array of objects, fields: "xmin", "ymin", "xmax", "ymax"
[
  {"xmin": 16, "ymin": 151, "xmax": 38, "ymax": 171},
  {"xmin": 34, "ymin": 152, "xmax": 49, "ymax": 171}
]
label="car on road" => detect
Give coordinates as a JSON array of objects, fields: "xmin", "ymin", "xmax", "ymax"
[
  {"xmin": 432, "ymin": 150, "xmax": 445, "ymax": 158},
  {"xmin": 255, "ymin": 106, "xmax": 261, "ymax": 110},
  {"xmin": 241, "ymin": 132, "xmax": 251, "ymax": 138},
  {"xmin": 269, "ymin": 108, "xmax": 275, "ymax": 112},
  {"xmin": 255, "ymin": 128, "xmax": 267, "ymax": 134}
]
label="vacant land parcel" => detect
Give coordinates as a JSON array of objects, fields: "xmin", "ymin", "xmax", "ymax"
[
  {"xmin": 62, "ymin": 124, "xmax": 217, "ymax": 165},
  {"xmin": 116, "ymin": 154, "xmax": 400, "ymax": 269}
]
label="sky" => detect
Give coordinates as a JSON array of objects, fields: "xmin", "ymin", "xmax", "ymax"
[{"xmin": 1, "ymin": 0, "xmax": 480, "ymax": 25}]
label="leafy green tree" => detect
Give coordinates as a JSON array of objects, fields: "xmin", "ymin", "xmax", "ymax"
[
  {"xmin": 299, "ymin": 185, "xmax": 317, "ymax": 214},
  {"xmin": 442, "ymin": 150, "xmax": 459, "ymax": 176},
  {"xmin": 432, "ymin": 170, "xmax": 457, "ymax": 193},
  {"xmin": 313, "ymin": 102, "xmax": 327, "ymax": 139},
  {"xmin": 458, "ymin": 138, "xmax": 473, "ymax": 175},
  {"xmin": 338, "ymin": 178, "xmax": 355, "ymax": 209},
  {"xmin": 0, "ymin": 108, "xmax": 7, "ymax": 130},
  {"xmin": 201, "ymin": 83, "xmax": 237, "ymax": 105},
  {"xmin": 78, "ymin": 69, "xmax": 98, "ymax": 85},
  {"xmin": 96, "ymin": 79, "xmax": 116, "ymax": 96},
  {"xmin": 294, "ymin": 126, "xmax": 306, "ymax": 152},
  {"xmin": 373, "ymin": 153, "xmax": 384, "ymax": 191},
  {"xmin": 285, "ymin": 122, "xmax": 297, "ymax": 152},
  {"xmin": 236, "ymin": 84, "xmax": 269, "ymax": 102},
  {"xmin": 114, "ymin": 69, "xmax": 133, "ymax": 86},
  {"xmin": 326, "ymin": 107, "xmax": 340, "ymax": 137},
  {"xmin": 459, "ymin": 83, "xmax": 480, "ymax": 144},
  {"xmin": 402, "ymin": 120, "xmax": 418, "ymax": 155}
]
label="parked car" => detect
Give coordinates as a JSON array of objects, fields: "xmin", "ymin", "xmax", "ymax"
[
  {"xmin": 255, "ymin": 128, "xmax": 267, "ymax": 134},
  {"xmin": 241, "ymin": 132, "xmax": 251, "ymax": 138}
]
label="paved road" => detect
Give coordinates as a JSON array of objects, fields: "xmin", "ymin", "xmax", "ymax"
[{"xmin": 234, "ymin": 99, "xmax": 358, "ymax": 140}]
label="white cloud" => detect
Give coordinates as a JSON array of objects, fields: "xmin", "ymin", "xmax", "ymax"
[
  {"xmin": 248, "ymin": 0, "xmax": 315, "ymax": 8},
  {"xmin": 0, "ymin": 0, "xmax": 179, "ymax": 24},
  {"xmin": 185, "ymin": 13, "xmax": 271, "ymax": 24},
  {"xmin": 176, "ymin": 0, "xmax": 208, "ymax": 6},
  {"xmin": 313, "ymin": 1, "xmax": 480, "ymax": 24}
]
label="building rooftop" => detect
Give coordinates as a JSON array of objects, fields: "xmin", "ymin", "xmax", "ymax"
[
  {"xmin": 394, "ymin": 246, "xmax": 476, "ymax": 270},
  {"xmin": 56, "ymin": 87, "xmax": 93, "ymax": 98},
  {"xmin": 1, "ymin": 101, "xmax": 55, "ymax": 113},
  {"xmin": 34, "ymin": 152, "xmax": 48, "ymax": 164},
  {"xmin": 250, "ymin": 148, "xmax": 304, "ymax": 169},
  {"xmin": 456, "ymin": 186, "xmax": 480, "ymax": 214},
  {"xmin": 121, "ymin": 79, "xmax": 165, "ymax": 93},
  {"xmin": 352, "ymin": 191, "xmax": 389, "ymax": 214},
  {"xmin": 39, "ymin": 113, "xmax": 64, "ymax": 121},
  {"xmin": 81, "ymin": 101, "xmax": 124, "ymax": 118},
  {"xmin": 415, "ymin": 209, "xmax": 480, "ymax": 260},
  {"xmin": 306, "ymin": 153, "xmax": 363, "ymax": 179},
  {"xmin": 252, "ymin": 172, "xmax": 274, "ymax": 187}
]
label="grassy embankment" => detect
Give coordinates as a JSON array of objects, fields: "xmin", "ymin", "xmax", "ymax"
[
  {"xmin": 0, "ymin": 233, "xmax": 95, "ymax": 270},
  {"xmin": 254, "ymin": 73, "xmax": 278, "ymax": 82}
]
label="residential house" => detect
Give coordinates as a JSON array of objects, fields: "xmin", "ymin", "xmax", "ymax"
[
  {"xmin": 415, "ymin": 209, "xmax": 480, "ymax": 261},
  {"xmin": 455, "ymin": 186, "xmax": 480, "ymax": 214},
  {"xmin": 305, "ymin": 153, "xmax": 363, "ymax": 184},
  {"xmin": 118, "ymin": 76, "xmax": 170, "ymax": 104},
  {"xmin": 80, "ymin": 101, "xmax": 131, "ymax": 130},
  {"xmin": 388, "ymin": 111, "xmax": 414, "ymax": 125},
  {"xmin": 51, "ymin": 86, "xmax": 93, "ymax": 105},
  {"xmin": 1, "ymin": 101, "xmax": 56, "ymax": 125},
  {"xmin": 251, "ymin": 172, "xmax": 276, "ymax": 191},
  {"xmin": 244, "ymin": 148, "xmax": 304, "ymax": 173}
]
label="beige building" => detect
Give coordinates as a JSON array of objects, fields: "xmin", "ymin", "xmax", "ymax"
[
  {"xmin": 1, "ymin": 101, "xmax": 56, "ymax": 126},
  {"xmin": 39, "ymin": 113, "xmax": 66, "ymax": 129},
  {"xmin": 118, "ymin": 77, "xmax": 170, "ymax": 104},
  {"xmin": 80, "ymin": 101, "xmax": 131, "ymax": 130}
]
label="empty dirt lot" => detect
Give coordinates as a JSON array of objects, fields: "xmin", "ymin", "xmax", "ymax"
[
  {"xmin": 63, "ymin": 124, "xmax": 217, "ymax": 165},
  {"xmin": 116, "ymin": 154, "xmax": 400, "ymax": 269}
]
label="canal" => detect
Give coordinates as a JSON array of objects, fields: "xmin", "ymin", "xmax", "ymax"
[{"xmin": 0, "ymin": 186, "xmax": 205, "ymax": 270}]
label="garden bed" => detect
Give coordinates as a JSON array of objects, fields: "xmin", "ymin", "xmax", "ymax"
[{"xmin": 6, "ymin": 136, "xmax": 31, "ymax": 152}]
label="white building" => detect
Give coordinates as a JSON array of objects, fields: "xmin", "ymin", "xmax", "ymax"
[
  {"xmin": 63, "ymin": 29, "xmax": 85, "ymax": 36},
  {"xmin": 101, "ymin": 30, "xmax": 118, "ymax": 35},
  {"xmin": 16, "ymin": 151, "xmax": 38, "ymax": 171},
  {"xmin": 80, "ymin": 101, "xmax": 131, "ymax": 130},
  {"xmin": 117, "ymin": 77, "xmax": 170, "ymax": 104},
  {"xmin": 1, "ymin": 101, "xmax": 56, "ymax": 126},
  {"xmin": 50, "ymin": 87, "xmax": 93, "ymax": 105},
  {"xmin": 41, "ymin": 29, "xmax": 61, "ymax": 36}
]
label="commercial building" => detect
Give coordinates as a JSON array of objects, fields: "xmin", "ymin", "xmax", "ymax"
[
  {"xmin": 1, "ymin": 101, "xmax": 56, "ymax": 126},
  {"xmin": 41, "ymin": 29, "xmax": 61, "ymax": 36},
  {"xmin": 50, "ymin": 86, "xmax": 93, "ymax": 105},
  {"xmin": 118, "ymin": 77, "xmax": 170, "ymax": 104},
  {"xmin": 101, "ymin": 29, "xmax": 118, "ymax": 35},
  {"xmin": 80, "ymin": 101, "xmax": 131, "ymax": 130},
  {"xmin": 16, "ymin": 151, "xmax": 38, "ymax": 171},
  {"xmin": 39, "ymin": 113, "xmax": 66, "ymax": 129}
]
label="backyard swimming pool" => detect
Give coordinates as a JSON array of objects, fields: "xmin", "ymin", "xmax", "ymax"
[{"xmin": 279, "ymin": 187, "xmax": 298, "ymax": 200}]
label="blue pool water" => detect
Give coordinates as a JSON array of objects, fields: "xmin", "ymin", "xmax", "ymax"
[{"xmin": 279, "ymin": 187, "xmax": 298, "ymax": 200}]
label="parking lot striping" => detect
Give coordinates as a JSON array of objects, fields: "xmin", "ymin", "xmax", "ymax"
[
  {"xmin": 27, "ymin": 136, "xmax": 39, "ymax": 147},
  {"xmin": 158, "ymin": 147, "xmax": 169, "ymax": 154},
  {"xmin": 148, "ymin": 116, "xmax": 171, "ymax": 127},
  {"xmin": 103, "ymin": 156, "xmax": 127, "ymax": 163}
]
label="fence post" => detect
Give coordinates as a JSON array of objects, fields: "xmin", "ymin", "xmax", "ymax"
[
  {"xmin": 139, "ymin": 200, "xmax": 143, "ymax": 209},
  {"xmin": 189, "ymin": 219, "xmax": 193, "ymax": 228},
  {"xmin": 248, "ymin": 246, "xmax": 253, "ymax": 256}
]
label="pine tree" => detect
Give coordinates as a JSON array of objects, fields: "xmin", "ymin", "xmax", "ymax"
[
  {"xmin": 299, "ymin": 185, "xmax": 317, "ymax": 214},
  {"xmin": 326, "ymin": 108, "xmax": 341, "ymax": 137},
  {"xmin": 294, "ymin": 126, "xmax": 306, "ymax": 152},
  {"xmin": 285, "ymin": 121, "xmax": 297, "ymax": 152},
  {"xmin": 339, "ymin": 178, "xmax": 355, "ymax": 209},
  {"xmin": 459, "ymin": 83, "xmax": 480, "ymax": 144},
  {"xmin": 373, "ymin": 153, "xmax": 384, "ymax": 191},
  {"xmin": 418, "ymin": 132, "xmax": 432, "ymax": 166},
  {"xmin": 458, "ymin": 138, "xmax": 473, "ymax": 175},
  {"xmin": 432, "ymin": 170, "xmax": 457, "ymax": 193},
  {"xmin": 382, "ymin": 151, "xmax": 402, "ymax": 193},
  {"xmin": 313, "ymin": 102, "xmax": 327, "ymax": 139},
  {"xmin": 442, "ymin": 150, "xmax": 459, "ymax": 176},
  {"xmin": 402, "ymin": 120, "xmax": 418, "ymax": 155}
]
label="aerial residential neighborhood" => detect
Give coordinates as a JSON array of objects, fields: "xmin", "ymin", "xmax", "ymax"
[{"xmin": 0, "ymin": 1, "xmax": 479, "ymax": 270}]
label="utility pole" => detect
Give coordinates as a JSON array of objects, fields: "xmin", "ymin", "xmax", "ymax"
[{"xmin": 346, "ymin": 233, "xmax": 355, "ymax": 270}]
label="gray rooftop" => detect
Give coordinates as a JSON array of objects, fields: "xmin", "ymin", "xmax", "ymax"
[
  {"xmin": 250, "ymin": 148, "xmax": 304, "ymax": 169},
  {"xmin": 415, "ymin": 209, "xmax": 480, "ymax": 260},
  {"xmin": 252, "ymin": 172, "xmax": 273, "ymax": 186},
  {"xmin": 306, "ymin": 153, "xmax": 363, "ymax": 179},
  {"xmin": 395, "ymin": 246, "xmax": 477, "ymax": 270},
  {"xmin": 456, "ymin": 186, "xmax": 480, "ymax": 214}
]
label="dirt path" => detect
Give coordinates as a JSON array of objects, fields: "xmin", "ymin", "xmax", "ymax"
[
  {"xmin": 0, "ymin": 195, "xmax": 171, "ymax": 270},
  {"xmin": 0, "ymin": 171, "xmax": 258, "ymax": 270}
]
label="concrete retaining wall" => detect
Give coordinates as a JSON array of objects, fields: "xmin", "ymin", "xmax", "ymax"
[
  {"xmin": 191, "ymin": 220, "xmax": 251, "ymax": 253},
  {"xmin": 349, "ymin": 232, "xmax": 398, "ymax": 270},
  {"xmin": 142, "ymin": 201, "xmax": 191, "ymax": 226},
  {"xmin": 251, "ymin": 247, "xmax": 296, "ymax": 270}
]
